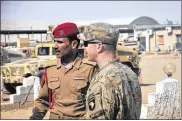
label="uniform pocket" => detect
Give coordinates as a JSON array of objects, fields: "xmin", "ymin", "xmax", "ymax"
[
  {"xmin": 70, "ymin": 78, "xmax": 87, "ymax": 90},
  {"xmin": 69, "ymin": 77, "xmax": 88, "ymax": 101},
  {"xmin": 69, "ymin": 77, "xmax": 88, "ymax": 96},
  {"xmin": 48, "ymin": 77, "xmax": 60, "ymax": 90}
]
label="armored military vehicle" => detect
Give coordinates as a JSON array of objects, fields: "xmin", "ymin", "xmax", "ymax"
[
  {"xmin": 1, "ymin": 25, "xmax": 57, "ymax": 93},
  {"xmin": 116, "ymin": 44, "xmax": 140, "ymax": 76},
  {"xmin": 0, "ymin": 46, "xmax": 26, "ymax": 66},
  {"xmin": 1, "ymin": 41, "xmax": 57, "ymax": 93},
  {"xmin": 11, "ymin": 47, "xmax": 35, "ymax": 58}
]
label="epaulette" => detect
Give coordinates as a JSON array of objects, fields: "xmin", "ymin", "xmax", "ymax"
[
  {"xmin": 42, "ymin": 59, "xmax": 57, "ymax": 68},
  {"xmin": 44, "ymin": 64, "xmax": 56, "ymax": 69},
  {"xmin": 82, "ymin": 57, "xmax": 97, "ymax": 66}
]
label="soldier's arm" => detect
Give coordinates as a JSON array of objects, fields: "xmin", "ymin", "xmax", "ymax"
[
  {"xmin": 82, "ymin": 58, "xmax": 98, "ymax": 82},
  {"xmin": 29, "ymin": 72, "xmax": 49, "ymax": 119},
  {"xmin": 87, "ymin": 77, "xmax": 123, "ymax": 119},
  {"xmin": 78, "ymin": 59, "xmax": 98, "ymax": 119}
]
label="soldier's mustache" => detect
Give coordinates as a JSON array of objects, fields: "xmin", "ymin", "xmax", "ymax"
[{"xmin": 54, "ymin": 48, "xmax": 60, "ymax": 52}]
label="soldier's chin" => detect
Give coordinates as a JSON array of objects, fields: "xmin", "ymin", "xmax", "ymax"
[
  {"xmin": 55, "ymin": 54, "xmax": 61, "ymax": 58},
  {"xmin": 87, "ymin": 56, "xmax": 94, "ymax": 61}
]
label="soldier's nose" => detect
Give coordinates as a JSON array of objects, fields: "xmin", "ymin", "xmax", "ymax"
[{"xmin": 82, "ymin": 45, "xmax": 85, "ymax": 49}]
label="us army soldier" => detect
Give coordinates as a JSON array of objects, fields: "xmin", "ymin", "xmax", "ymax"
[
  {"xmin": 78, "ymin": 22, "xmax": 142, "ymax": 119},
  {"xmin": 29, "ymin": 22, "xmax": 97, "ymax": 119}
]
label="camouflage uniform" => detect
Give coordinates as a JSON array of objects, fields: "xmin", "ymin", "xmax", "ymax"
[
  {"xmin": 78, "ymin": 22, "xmax": 142, "ymax": 119},
  {"xmin": 86, "ymin": 62, "xmax": 141, "ymax": 119}
]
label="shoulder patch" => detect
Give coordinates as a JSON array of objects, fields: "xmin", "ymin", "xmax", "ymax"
[
  {"xmin": 82, "ymin": 58, "xmax": 97, "ymax": 66},
  {"xmin": 88, "ymin": 93, "xmax": 95, "ymax": 111}
]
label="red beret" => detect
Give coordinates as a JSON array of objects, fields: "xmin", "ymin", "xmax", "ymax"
[{"xmin": 53, "ymin": 22, "xmax": 79, "ymax": 38}]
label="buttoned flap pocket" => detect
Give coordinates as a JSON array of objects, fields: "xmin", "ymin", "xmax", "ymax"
[
  {"xmin": 70, "ymin": 77, "xmax": 88, "ymax": 92},
  {"xmin": 48, "ymin": 77, "xmax": 60, "ymax": 90}
]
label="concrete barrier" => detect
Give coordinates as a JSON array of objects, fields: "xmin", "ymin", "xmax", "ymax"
[
  {"xmin": 1, "ymin": 102, "xmax": 34, "ymax": 112},
  {"xmin": 147, "ymin": 78, "xmax": 180, "ymax": 119},
  {"xmin": 1, "ymin": 75, "xmax": 4, "ymax": 102},
  {"xmin": 10, "ymin": 76, "xmax": 40, "ymax": 104}
]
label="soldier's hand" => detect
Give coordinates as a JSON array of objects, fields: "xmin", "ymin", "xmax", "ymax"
[{"xmin": 29, "ymin": 107, "xmax": 46, "ymax": 120}]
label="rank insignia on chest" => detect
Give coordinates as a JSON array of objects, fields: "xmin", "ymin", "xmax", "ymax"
[
  {"xmin": 88, "ymin": 94, "xmax": 95, "ymax": 111},
  {"xmin": 73, "ymin": 77, "xmax": 86, "ymax": 80}
]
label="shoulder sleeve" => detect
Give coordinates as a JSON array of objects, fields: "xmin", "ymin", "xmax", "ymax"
[
  {"xmin": 81, "ymin": 57, "xmax": 98, "ymax": 82},
  {"xmin": 34, "ymin": 70, "xmax": 49, "ymax": 114},
  {"xmin": 41, "ymin": 59, "xmax": 57, "ymax": 68},
  {"xmin": 43, "ymin": 64, "xmax": 56, "ymax": 69},
  {"xmin": 87, "ymin": 76, "xmax": 124, "ymax": 119},
  {"xmin": 82, "ymin": 58, "xmax": 97, "ymax": 66},
  {"xmin": 33, "ymin": 65, "xmax": 57, "ymax": 114}
]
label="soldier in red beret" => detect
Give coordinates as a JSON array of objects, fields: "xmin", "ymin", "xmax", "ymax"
[{"xmin": 30, "ymin": 22, "xmax": 97, "ymax": 119}]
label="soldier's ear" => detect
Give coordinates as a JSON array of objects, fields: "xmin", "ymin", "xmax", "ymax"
[
  {"xmin": 97, "ymin": 43, "xmax": 104, "ymax": 53},
  {"xmin": 71, "ymin": 40, "xmax": 78, "ymax": 49}
]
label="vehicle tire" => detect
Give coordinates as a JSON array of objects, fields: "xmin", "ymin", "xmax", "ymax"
[{"xmin": 3, "ymin": 82, "xmax": 22, "ymax": 94}]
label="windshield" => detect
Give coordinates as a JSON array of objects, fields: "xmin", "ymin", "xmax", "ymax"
[
  {"xmin": 38, "ymin": 47, "xmax": 50, "ymax": 56},
  {"xmin": 52, "ymin": 47, "xmax": 55, "ymax": 55},
  {"xmin": 46, "ymin": 33, "xmax": 53, "ymax": 40}
]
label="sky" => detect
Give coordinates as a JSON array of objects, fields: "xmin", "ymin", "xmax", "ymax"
[
  {"xmin": 1, "ymin": 1, "xmax": 181, "ymax": 24},
  {"xmin": 1, "ymin": 1, "xmax": 181, "ymax": 42}
]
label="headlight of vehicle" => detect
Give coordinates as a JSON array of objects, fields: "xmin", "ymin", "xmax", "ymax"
[
  {"xmin": 16, "ymin": 67, "xmax": 21, "ymax": 76},
  {"xmin": 12, "ymin": 67, "xmax": 20, "ymax": 76},
  {"xmin": 27, "ymin": 65, "xmax": 39, "ymax": 75}
]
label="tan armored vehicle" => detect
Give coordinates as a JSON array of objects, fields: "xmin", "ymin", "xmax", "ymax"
[
  {"xmin": 0, "ymin": 46, "xmax": 26, "ymax": 66},
  {"xmin": 11, "ymin": 47, "xmax": 35, "ymax": 58},
  {"xmin": 116, "ymin": 44, "xmax": 140, "ymax": 75},
  {"xmin": 1, "ymin": 25, "xmax": 57, "ymax": 93},
  {"xmin": 118, "ymin": 40, "xmax": 140, "ymax": 52},
  {"xmin": 1, "ymin": 41, "xmax": 56, "ymax": 93}
]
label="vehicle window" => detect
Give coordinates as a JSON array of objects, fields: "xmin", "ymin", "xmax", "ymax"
[
  {"xmin": 52, "ymin": 47, "xmax": 55, "ymax": 55},
  {"xmin": 38, "ymin": 47, "xmax": 50, "ymax": 56},
  {"xmin": 22, "ymin": 50, "xmax": 28, "ymax": 53},
  {"xmin": 46, "ymin": 33, "xmax": 53, "ymax": 40}
]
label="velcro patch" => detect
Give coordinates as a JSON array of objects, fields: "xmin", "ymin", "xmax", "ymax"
[
  {"xmin": 73, "ymin": 77, "xmax": 86, "ymax": 80},
  {"xmin": 88, "ymin": 94, "xmax": 95, "ymax": 111}
]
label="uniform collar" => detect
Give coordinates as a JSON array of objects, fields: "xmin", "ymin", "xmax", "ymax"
[{"xmin": 56, "ymin": 56, "xmax": 82, "ymax": 70}]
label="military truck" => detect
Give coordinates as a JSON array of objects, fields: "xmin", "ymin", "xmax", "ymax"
[
  {"xmin": 1, "ymin": 41, "xmax": 57, "ymax": 93},
  {"xmin": 0, "ymin": 46, "xmax": 26, "ymax": 66},
  {"xmin": 116, "ymin": 44, "xmax": 140, "ymax": 76},
  {"xmin": 11, "ymin": 47, "xmax": 35, "ymax": 58},
  {"xmin": 1, "ymin": 25, "xmax": 57, "ymax": 93}
]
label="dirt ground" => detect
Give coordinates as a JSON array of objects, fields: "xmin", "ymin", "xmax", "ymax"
[
  {"xmin": 139, "ymin": 54, "xmax": 181, "ymax": 104},
  {"xmin": 1, "ymin": 53, "xmax": 181, "ymax": 119},
  {"xmin": 1, "ymin": 108, "xmax": 50, "ymax": 119}
]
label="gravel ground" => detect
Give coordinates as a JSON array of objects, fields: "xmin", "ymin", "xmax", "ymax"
[{"xmin": 1, "ymin": 107, "xmax": 49, "ymax": 119}]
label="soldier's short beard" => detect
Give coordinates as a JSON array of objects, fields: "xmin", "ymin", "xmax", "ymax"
[{"xmin": 61, "ymin": 49, "xmax": 75, "ymax": 65}]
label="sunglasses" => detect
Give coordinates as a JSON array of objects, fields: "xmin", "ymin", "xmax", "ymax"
[{"xmin": 83, "ymin": 41, "xmax": 112, "ymax": 47}]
